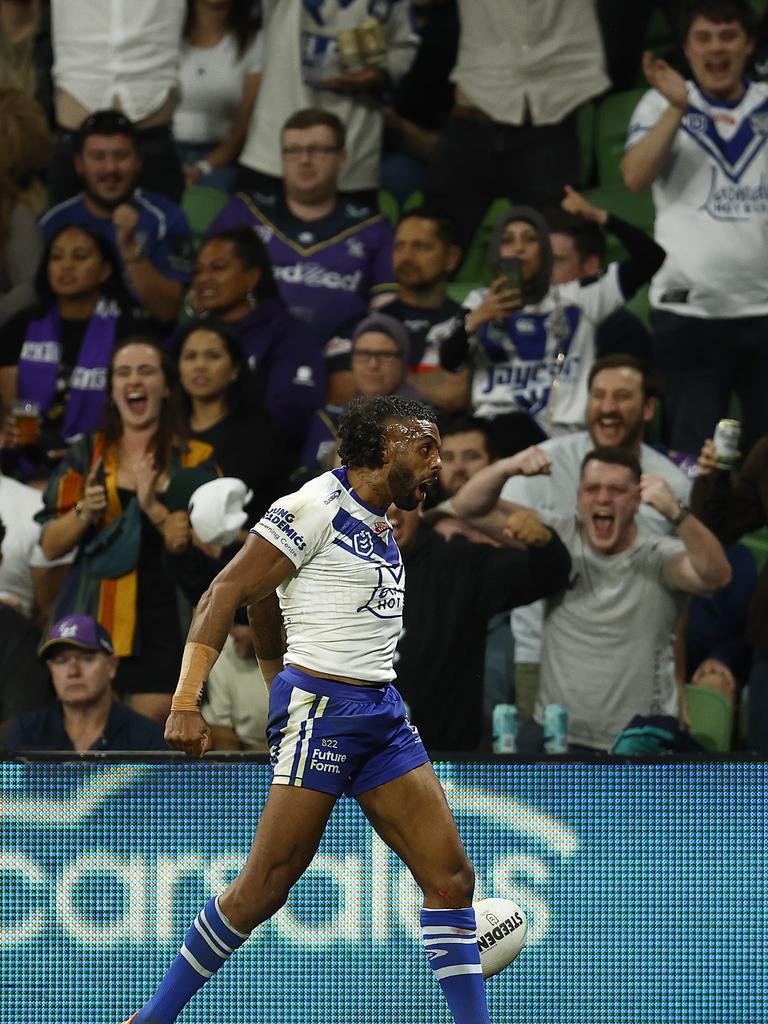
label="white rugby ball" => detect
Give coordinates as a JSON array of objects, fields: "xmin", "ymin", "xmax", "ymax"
[{"xmin": 474, "ymin": 898, "xmax": 527, "ymax": 979}]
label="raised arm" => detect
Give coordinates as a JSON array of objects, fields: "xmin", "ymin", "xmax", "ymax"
[
  {"xmin": 621, "ymin": 53, "xmax": 688, "ymax": 193},
  {"xmin": 640, "ymin": 475, "xmax": 732, "ymax": 595},
  {"xmin": 165, "ymin": 534, "xmax": 294, "ymax": 755},
  {"xmin": 451, "ymin": 445, "xmax": 552, "ymax": 519}
]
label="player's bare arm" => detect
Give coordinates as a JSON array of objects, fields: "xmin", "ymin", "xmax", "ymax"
[
  {"xmin": 165, "ymin": 535, "xmax": 294, "ymax": 755},
  {"xmin": 248, "ymin": 592, "xmax": 286, "ymax": 689}
]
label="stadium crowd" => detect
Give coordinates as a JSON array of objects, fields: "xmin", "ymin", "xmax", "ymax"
[{"xmin": 0, "ymin": 0, "xmax": 767, "ymax": 756}]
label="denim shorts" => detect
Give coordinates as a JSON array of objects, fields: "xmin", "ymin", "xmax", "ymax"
[{"xmin": 267, "ymin": 666, "xmax": 429, "ymax": 797}]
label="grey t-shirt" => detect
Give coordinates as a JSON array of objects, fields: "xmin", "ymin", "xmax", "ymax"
[
  {"xmin": 537, "ymin": 515, "xmax": 686, "ymax": 751},
  {"xmin": 501, "ymin": 431, "xmax": 691, "ymax": 662}
]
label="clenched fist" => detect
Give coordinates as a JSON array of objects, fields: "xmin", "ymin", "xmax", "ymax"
[{"xmin": 502, "ymin": 508, "xmax": 552, "ymax": 547}]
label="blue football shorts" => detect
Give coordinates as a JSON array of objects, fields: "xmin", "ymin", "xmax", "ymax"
[{"xmin": 267, "ymin": 665, "xmax": 429, "ymax": 797}]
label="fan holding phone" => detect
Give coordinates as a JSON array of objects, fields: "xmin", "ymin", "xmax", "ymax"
[{"xmin": 440, "ymin": 187, "xmax": 665, "ymax": 452}]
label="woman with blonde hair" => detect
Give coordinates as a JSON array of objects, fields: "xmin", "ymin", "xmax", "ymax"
[{"xmin": 0, "ymin": 87, "xmax": 52, "ymax": 327}]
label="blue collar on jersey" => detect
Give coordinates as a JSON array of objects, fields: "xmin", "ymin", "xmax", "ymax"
[{"xmin": 334, "ymin": 466, "xmax": 389, "ymax": 516}]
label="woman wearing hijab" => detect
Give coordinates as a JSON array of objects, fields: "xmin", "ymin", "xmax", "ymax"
[{"xmin": 439, "ymin": 187, "xmax": 665, "ymax": 455}]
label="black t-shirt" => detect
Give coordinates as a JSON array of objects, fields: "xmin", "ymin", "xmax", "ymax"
[
  {"xmin": 324, "ymin": 296, "xmax": 464, "ymax": 376},
  {"xmin": 187, "ymin": 411, "xmax": 289, "ymax": 522}
]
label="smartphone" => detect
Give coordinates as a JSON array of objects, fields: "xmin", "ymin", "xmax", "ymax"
[
  {"xmin": 91, "ymin": 456, "xmax": 106, "ymax": 486},
  {"xmin": 499, "ymin": 257, "xmax": 523, "ymax": 293}
]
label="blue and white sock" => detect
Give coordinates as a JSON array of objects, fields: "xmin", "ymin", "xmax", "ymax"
[
  {"xmin": 134, "ymin": 895, "xmax": 249, "ymax": 1024},
  {"xmin": 420, "ymin": 906, "xmax": 491, "ymax": 1024}
]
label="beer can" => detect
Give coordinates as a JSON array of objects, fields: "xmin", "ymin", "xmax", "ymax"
[
  {"xmin": 336, "ymin": 29, "xmax": 363, "ymax": 72},
  {"xmin": 543, "ymin": 704, "xmax": 568, "ymax": 754},
  {"xmin": 492, "ymin": 703, "xmax": 517, "ymax": 754},
  {"xmin": 713, "ymin": 418, "xmax": 740, "ymax": 470},
  {"xmin": 356, "ymin": 17, "xmax": 386, "ymax": 66}
]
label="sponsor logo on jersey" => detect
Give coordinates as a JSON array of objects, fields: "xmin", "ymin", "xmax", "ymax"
[
  {"xmin": 293, "ymin": 365, "xmax": 315, "ymax": 387},
  {"xmin": 425, "ymin": 948, "xmax": 448, "ymax": 960},
  {"xmin": 323, "ymin": 488, "xmax": 342, "ymax": 505},
  {"xmin": 358, "ymin": 563, "xmax": 405, "ymax": 619},
  {"xmin": 346, "ymin": 238, "xmax": 365, "ymax": 258},
  {"xmin": 262, "ymin": 506, "xmax": 306, "ymax": 550},
  {"xmin": 255, "ymin": 224, "xmax": 274, "ymax": 244},
  {"xmin": 750, "ymin": 112, "xmax": 768, "ymax": 136},
  {"xmin": 298, "ymin": 231, "xmax": 316, "ymax": 245},
  {"xmin": 701, "ymin": 166, "xmax": 768, "ymax": 221},
  {"xmin": 274, "ymin": 262, "xmax": 363, "ymax": 293}
]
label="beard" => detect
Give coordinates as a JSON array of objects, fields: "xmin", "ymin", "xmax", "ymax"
[
  {"xmin": 388, "ymin": 462, "xmax": 420, "ymax": 510},
  {"xmin": 83, "ymin": 178, "xmax": 135, "ymax": 212}
]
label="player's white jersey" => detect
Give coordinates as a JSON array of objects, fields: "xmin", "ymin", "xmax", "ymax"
[
  {"xmin": 251, "ymin": 468, "xmax": 403, "ymax": 683},
  {"xmin": 464, "ymin": 265, "xmax": 624, "ymax": 435},
  {"xmin": 626, "ymin": 81, "xmax": 768, "ymax": 318}
]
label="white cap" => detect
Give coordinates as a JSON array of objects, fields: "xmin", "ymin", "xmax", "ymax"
[{"xmin": 188, "ymin": 477, "xmax": 253, "ymax": 546}]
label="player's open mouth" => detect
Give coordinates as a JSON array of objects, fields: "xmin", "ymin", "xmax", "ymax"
[
  {"xmin": 592, "ymin": 513, "xmax": 614, "ymax": 539},
  {"xmin": 704, "ymin": 59, "xmax": 730, "ymax": 75}
]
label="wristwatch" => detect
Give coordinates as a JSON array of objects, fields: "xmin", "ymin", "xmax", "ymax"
[{"xmin": 670, "ymin": 502, "xmax": 690, "ymax": 528}]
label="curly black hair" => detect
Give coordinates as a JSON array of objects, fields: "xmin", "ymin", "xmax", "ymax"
[{"xmin": 337, "ymin": 395, "xmax": 436, "ymax": 469}]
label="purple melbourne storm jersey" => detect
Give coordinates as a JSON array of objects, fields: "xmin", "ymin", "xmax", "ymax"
[{"xmin": 208, "ymin": 192, "xmax": 396, "ymax": 339}]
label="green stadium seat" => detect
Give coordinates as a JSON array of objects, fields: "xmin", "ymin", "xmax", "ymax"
[
  {"xmin": 595, "ymin": 89, "xmax": 645, "ymax": 186},
  {"xmin": 377, "ymin": 189, "xmax": 399, "ymax": 225},
  {"xmin": 583, "ymin": 183, "xmax": 655, "ymax": 263},
  {"xmin": 685, "ymin": 684, "xmax": 734, "ymax": 752},
  {"xmin": 456, "ymin": 197, "xmax": 512, "ymax": 284},
  {"xmin": 743, "ymin": 527, "xmax": 768, "ymax": 571},
  {"xmin": 401, "ymin": 190, "xmax": 424, "ymax": 213},
  {"xmin": 181, "ymin": 185, "xmax": 229, "ymax": 246},
  {"xmin": 446, "ymin": 280, "xmax": 483, "ymax": 304}
]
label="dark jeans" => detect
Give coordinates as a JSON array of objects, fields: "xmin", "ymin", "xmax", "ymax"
[
  {"xmin": 424, "ymin": 112, "xmax": 581, "ymax": 250},
  {"xmin": 746, "ymin": 646, "xmax": 768, "ymax": 753},
  {"xmin": 650, "ymin": 310, "xmax": 768, "ymax": 456},
  {"xmin": 47, "ymin": 123, "xmax": 185, "ymax": 206}
]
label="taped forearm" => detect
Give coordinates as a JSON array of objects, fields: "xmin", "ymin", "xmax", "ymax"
[{"xmin": 171, "ymin": 642, "xmax": 221, "ymax": 711}]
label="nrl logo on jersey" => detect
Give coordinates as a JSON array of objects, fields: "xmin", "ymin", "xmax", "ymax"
[
  {"xmin": 255, "ymin": 224, "xmax": 273, "ymax": 244},
  {"xmin": 346, "ymin": 237, "xmax": 365, "ymax": 259},
  {"xmin": 750, "ymin": 112, "xmax": 768, "ymax": 136},
  {"xmin": 683, "ymin": 112, "xmax": 708, "ymax": 133}
]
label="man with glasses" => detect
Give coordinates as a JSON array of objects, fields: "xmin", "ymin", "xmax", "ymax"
[
  {"xmin": 2, "ymin": 614, "xmax": 168, "ymax": 751},
  {"xmin": 209, "ymin": 108, "xmax": 396, "ymax": 341}
]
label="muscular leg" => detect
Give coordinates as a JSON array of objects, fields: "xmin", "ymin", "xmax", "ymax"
[
  {"xmin": 358, "ymin": 763, "xmax": 491, "ymax": 1024},
  {"xmin": 357, "ymin": 761, "xmax": 474, "ymax": 905},
  {"xmin": 220, "ymin": 784, "xmax": 337, "ymax": 931},
  {"xmin": 133, "ymin": 785, "xmax": 336, "ymax": 1024}
]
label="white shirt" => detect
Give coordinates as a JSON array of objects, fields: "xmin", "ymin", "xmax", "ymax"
[
  {"xmin": 174, "ymin": 32, "xmax": 263, "ymax": 145},
  {"xmin": 626, "ymin": 81, "xmax": 768, "ymax": 318},
  {"xmin": 251, "ymin": 468, "xmax": 403, "ymax": 684},
  {"xmin": 201, "ymin": 636, "xmax": 269, "ymax": 752},
  {"xmin": 464, "ymin": 265, "xmax": 625, "ymax": 433},
  {"xmin": 239, "ymin": 0, "xmax": 417, "ymax": 191},
  {"xmin": 451, "ymin": 0, "xmax": 609, "ymax": 125},
  {"xmin": 51, "ymin": 0, "xmax": 185, "ymax": 123},
  {"xmin": 0, "ymin": 474, "xmax": 72, "ymax": 617},
  {"xmin": 501, "ymin": 431, "xmax": 692, "ymax": 665}
]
